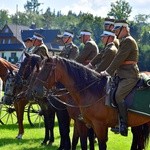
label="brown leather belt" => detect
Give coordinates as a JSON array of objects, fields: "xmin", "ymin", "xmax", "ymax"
[{"xmin": 122, "ymin": 61, "xmax": 137, "ymax": 65}]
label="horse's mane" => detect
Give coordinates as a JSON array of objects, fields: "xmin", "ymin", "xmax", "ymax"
[
  {"xmin": 0, "ymin": 58, "xmax": 18, "ymax": 71},
  {"xmin": 56, "ymin": 56, "xmax": 107, "ymax": 95}
]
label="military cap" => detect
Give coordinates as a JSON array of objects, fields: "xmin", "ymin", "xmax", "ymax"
[
  {"xmin": 32, "ymin": 32, "xmax": 44, "ymax": 41},
  {"xmin": 113, "ymin": 19, "xmax": 129, "ymax": 30},
  {"xmin": 104, "ymin": 18, "xmax": 115, "ymax": 26},
  {"xmin": 23, "ymin": 37, "xmax": 33, "ymax": 42},
  {"xmin": 57, "ymin": 30, "xmax": 74, "ymax": 38},
  {"xmin": 80, "ymin": 29, "xmax": 92, "ymax": 36},
  {"xmin": 100, "ymin": 30, "xmax": 115, "ymax": 37}
]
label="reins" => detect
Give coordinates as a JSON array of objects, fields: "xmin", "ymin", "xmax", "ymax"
[{"xmin": 50, "ymin": 91, "xmax": 107, "ymax": 108}]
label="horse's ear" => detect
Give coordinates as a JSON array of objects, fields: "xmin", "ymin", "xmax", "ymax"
[{"xmin": 24, "ymin": 52, "xmax": 30, "ymax": 58}]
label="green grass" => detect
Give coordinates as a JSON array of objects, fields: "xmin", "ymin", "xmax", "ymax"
[
  {"xmin": 0, "ymin": 112, "xmax": 141, "ymax": 150},
  {"xmin": 0, "ymin": 92, "xmax": 150, "ymax": 150}
]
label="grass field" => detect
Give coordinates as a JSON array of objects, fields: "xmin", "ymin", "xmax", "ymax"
[
  {"xmin": 0, "ymin": 94, "xmax": 150, "ymax": 150},
  {"xmin": 0, "ymin": 110, "xmax": 140, "ymax": 150}
]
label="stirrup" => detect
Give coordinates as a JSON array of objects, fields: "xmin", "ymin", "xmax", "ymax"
[
  {"xmin": 111, "ymin": 126, "xmax": 119, "ymax": 134},
  {"xmin": 120, "ymin": 124, "xmax": 128, "ymax": 136}
]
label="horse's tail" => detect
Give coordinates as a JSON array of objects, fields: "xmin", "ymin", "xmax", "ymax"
[
  {"xmin": 131, "ymin": 123, "xmax": 150, "ymax": 150},
  {"xmin": 141, "ymin": 123, "xmax": 150, "ymax": 148}
]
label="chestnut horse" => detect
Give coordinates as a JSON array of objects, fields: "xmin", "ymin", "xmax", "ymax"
[
  {"xmin": 32, "ymin": 56, "xmax": 150, "ymax": 150},
  {"xmin": 0, "ymin": 57, "xmax": 18, "ymax": 82},
  {"xmin": 0, "ymin": 58, "xmax": 18, "ymax": 124}
]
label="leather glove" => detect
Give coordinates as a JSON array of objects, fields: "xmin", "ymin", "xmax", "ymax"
[{"xmin": 100, "ymin": 70, "xmax": 109, "ymax": 76}]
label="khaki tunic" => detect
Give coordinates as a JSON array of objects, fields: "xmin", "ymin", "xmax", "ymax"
[
  {"xmin": 32, "ymin": 43, "xmax": 49, "ymax": 58},
  {"xmin": 76, "ymin": 39, "xmax": 99, "ymax": 65},
  {"xmin": 91, "ymin": 42, "xmax": 118, "ymax": 72},
  {"xmin": 59, "ymin": 42, "xmax": 79, "ymax": 60},
  {"xmin": 106, "ymin": 35, "xmax": 140, "ymax": 102}
]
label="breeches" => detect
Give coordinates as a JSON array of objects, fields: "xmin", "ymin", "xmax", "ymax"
[{"xmin": 115, "ymin": 78, "xmax": 138, "ymax": 103}]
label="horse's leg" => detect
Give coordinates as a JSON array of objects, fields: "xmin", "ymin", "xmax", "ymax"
[
  {"xmin": 56, "ymin": 109, "xmax": 71, "ymax": 150},
  {"xmin": 88, "ymin": 128, "xmax": 95, "ymax": 150},
  {"xmin": 94, "ymin": 123, "xmax": 108, "ymax": 150},
  {"xmin": 71, "ymin": 122, "xmax": 79, "ymax": 150},
  {"xmin": 39, "ymin": 100, "xmax": 55, "ymax": 145},
  {"xmin": 14, "ymin": 99, "xmax": 28, "ymax": 139},
  {"xmin": 76, "ymin": 121, "xmax": 88, "ymax": 150},
  {"xmin": 47, "ymin": 108, "xmax": 55, "ymax": 145}
]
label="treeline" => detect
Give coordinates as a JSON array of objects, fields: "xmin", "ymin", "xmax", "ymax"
[{"xmin": 0, "ymin": 8, "xmax": 150, "ymax": 70}]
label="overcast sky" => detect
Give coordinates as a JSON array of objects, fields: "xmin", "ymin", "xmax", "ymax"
[{"xmin": 0, "ymin": 0, "xmax": 150, "ymax": 20}]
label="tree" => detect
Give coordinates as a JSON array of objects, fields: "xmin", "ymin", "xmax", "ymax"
[
  {"xmin": 107, "ymin": 0, "xmax": 132, "ymax": 20},
  {"xmin": 24, "ymin": 0, "xmax": 43, "ymax": 14},
  {"xmin": 134, "ymin": 14, "xmax": 150, "ymax": 23},
  {"xmin": 0, "ymin": 10, "xmax": 11, "ymax": 28}
]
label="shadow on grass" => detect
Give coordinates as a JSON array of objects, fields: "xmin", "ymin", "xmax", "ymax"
[{"xmin": 0, "ymin": 138, "xmax": 59, "ymax": 150}]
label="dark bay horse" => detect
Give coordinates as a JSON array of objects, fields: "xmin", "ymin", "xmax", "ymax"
[
  {"xmin": 2, "ymin": 54, "xmax": 56, "ymax": 145},
  {"xmin": 32, "ymin": 56, "xmax": 150, "ymax": 150},
  {"xmin": 4, "ymin": 53, "xmax": 71, "ymax": 149},
  {"xmin": 25, "ymin": 54, "xmax": 96, "ymax": 149}
]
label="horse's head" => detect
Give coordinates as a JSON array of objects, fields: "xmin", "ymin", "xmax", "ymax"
[
  {"xmin": 15, "ymin": 53, "xmax": 42, "ymax": 89},
  {"xmin": 2, "ymin": 70, "xmax": 17, "ymax": 105},
  {"xmin": 32, "ymin": 57, "xmax": 57, "ymax": 99}
]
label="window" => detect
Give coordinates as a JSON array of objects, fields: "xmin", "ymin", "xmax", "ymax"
[
  {"xmin": 8, "ymin": 39, "xmax": 11, "ymax": 44},
  {"xmin": 11, "ymin": 53, "xmax": 16, "ymax": 58},
  {"xmin": 5, "ymin": 28, "xmax": 9, "ymax": 33},
  {"xmin": 2, "ymin": 39, "xmax": 5, "ymax": 44}
]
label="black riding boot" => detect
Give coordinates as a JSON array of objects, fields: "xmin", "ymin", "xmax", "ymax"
[{"xmin": 117, "ymin": 102, "xmax": 128, "ymax": 136}]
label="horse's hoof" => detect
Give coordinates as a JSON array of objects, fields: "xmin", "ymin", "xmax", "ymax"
[
  {"xmin": 48, "ymin": 141, "xmax": 53, "ymax": 146},
  {"xmin": 16, "ymin": 134, "xmax": 23, "ymax": 139},
  {"xmin": 41, "ymin": 142, "xmax": 47, "ymax": 145}
]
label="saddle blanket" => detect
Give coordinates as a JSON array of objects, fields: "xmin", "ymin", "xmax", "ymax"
[{"xmin": 127, "ymin": 87, "xmax": 150, "ymax": 116}]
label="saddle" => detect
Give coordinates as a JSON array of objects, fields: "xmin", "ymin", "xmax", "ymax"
[{"xmin": 107, "ymin": 72, "xmax": 150, "ymax": 116}]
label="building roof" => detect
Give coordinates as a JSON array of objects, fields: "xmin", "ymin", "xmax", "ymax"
[
  {"xmin": 21, "ymin": 29, "xmax": 63, "ymax": 51},
  {"xmin": 1, "ymin": 24, "xmax": 29, "ymax": 42}
]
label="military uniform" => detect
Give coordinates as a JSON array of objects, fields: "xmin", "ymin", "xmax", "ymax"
[
  {"xmin": 76, "ymin": 39, "xmax": 99, "ymax": 65},
  {"xmin": 59, "ymin": 42, "xmax": 79, "ymax": 60},
  {"xmin": 32, "ymin": 43, "xmax": 49, "ymax": 58},
  {"xmin": 91, "ymin": 42, "xmax": 118, "ymax": 72},
  {"xmin": 106, "ymin": 35, "xmax": 139, "ymax": 102}
]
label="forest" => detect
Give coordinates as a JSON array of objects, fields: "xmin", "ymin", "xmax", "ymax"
[{"xmin": 0, "ymin": 0, "xmax": 150, "ymax": 70}]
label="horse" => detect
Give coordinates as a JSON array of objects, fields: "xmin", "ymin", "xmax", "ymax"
[
  {"xmin": 2, "ymin": 54, "xmax": 56, "ymax": 145},
  {"xmin": 0, "ymin": 57, "xmax": 18, "ymax": 82},
  {"xmin": 32, "ymin": 56, "xmax": 150, "ymax": 150},
  {"xmin": 3, "ymin": 53, "xmax": 71, "ymax": 149},
  {"xmin": 24, "ymin": 54, "xmax": 96, "ymax": 150}
]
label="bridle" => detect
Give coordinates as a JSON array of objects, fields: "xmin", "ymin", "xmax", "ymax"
[
  {"xmin": 35, "ymin": 58, "xmax": 57, "ymax": 88},
  {"xmin": 35, "ymin": 58, "xmax": 107, "ymax": 108}
]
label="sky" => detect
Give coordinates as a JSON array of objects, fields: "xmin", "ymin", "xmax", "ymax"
[{"xmin": 0, "ymin": 0, "xmax": 150, "ymax": 20}]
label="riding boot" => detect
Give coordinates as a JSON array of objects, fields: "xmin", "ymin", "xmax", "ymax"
[{"xmin": 117, "ymin": 101, "xmax": 128, "ymax": 136}]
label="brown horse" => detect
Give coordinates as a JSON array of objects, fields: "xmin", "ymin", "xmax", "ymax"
[
  {"xmin": 25, "ymin": 54, "xmax": 96, "ymax": 149},
  {"xmin": 0, "ymin": 57, "xmax": 18, "ymax": 82},
  {"xmin": 32, "ymin": 56, "xmax": 150, "ymax": 150}
]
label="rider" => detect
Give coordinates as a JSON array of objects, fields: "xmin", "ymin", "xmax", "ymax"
[
  {"xmin": 100, "ymin": 19, "xmax": 140, "ymax": 136},
  {"xmin": 58, "ymin": 30, "xmax": 79, "ymax": 60},
  {"xmin": 17, "ymin": 37, "xmax": 34, "ymax": 67},
  {"xmin": 87, "ymin": 30, "xmax": 118, "ymax": 72},
  {"xmin": 31, "ymin": 32, "xmax": 49, "ymax": 58},
  {"xmin": 76, "ymin": 29, "xmax": 99, "ymax": 65},
  {"xmin": 87, "ymin": 18, "xmax": 119, "ymax": 69}
]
